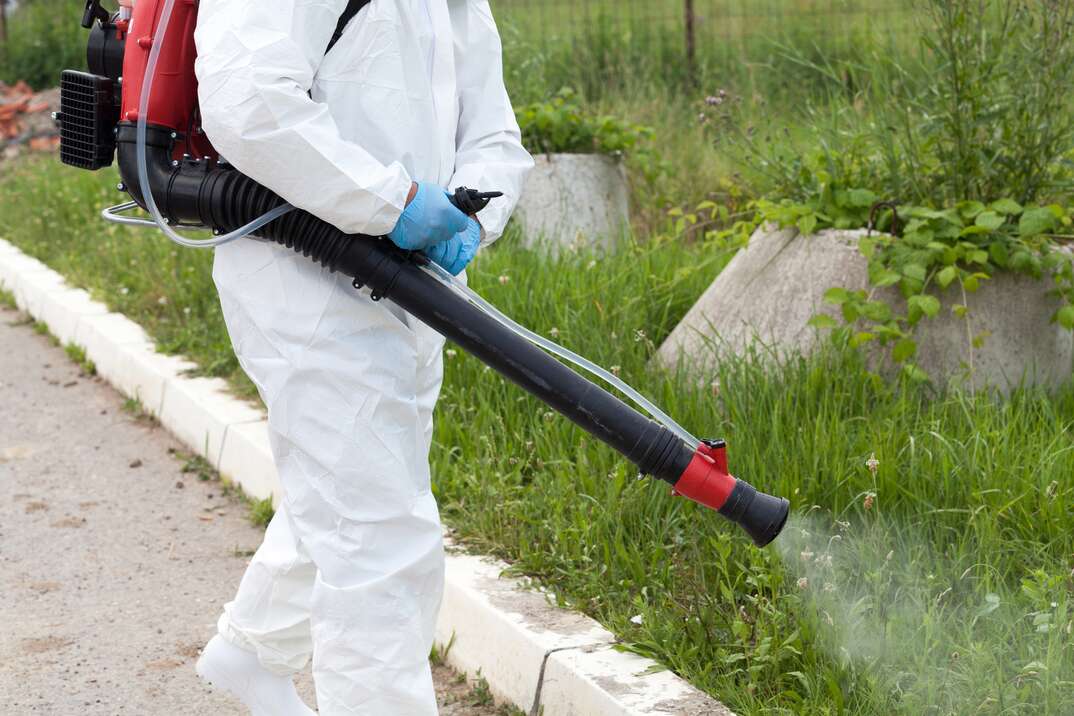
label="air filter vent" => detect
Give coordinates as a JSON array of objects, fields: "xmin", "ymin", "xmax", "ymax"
[{"xmin": 58, "ymin": 70, "xmax": 119, "ymax": 170}]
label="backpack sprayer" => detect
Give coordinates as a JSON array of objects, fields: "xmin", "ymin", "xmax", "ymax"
[{"xmin": 57, "ymin": 0, "xmax": 789, "ymax": 546}]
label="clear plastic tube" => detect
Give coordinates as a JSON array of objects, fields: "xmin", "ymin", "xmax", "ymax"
[
  {"xmin": 135, "ymin": 0, "xmax": 293, "ymax": 248},
  {"xmin": 421, "ymin": 261, "xmax": 700, "ymax": 447}
]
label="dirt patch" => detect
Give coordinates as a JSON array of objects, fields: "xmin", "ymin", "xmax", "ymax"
[
  {"xmin": 176, "ymin": 641, "xmax": 203, "ymax": 661},
  {"xmin": 433, "ymin": 663, "xmax": 522, "ymax": 716},
  {"xmin": 146, "ymin": 658, "xmax": 185, "ymax": 671},
  {"xmin": 51, "ymin": 516, "xmax": 87, "ymax": 528},
  {"xmin": 26, "ymin": 581, "xmax": 62, "ymax": 595},
  {"xmin": 24, "ymin": 500, "xmax": 48, "ymax": 513},
  {"xmin": 21, "ymin": 636, "xmax": 74, "ymax": 655},
  {"xmin": 1, "ymin": 444, "xmax": 36, "ymax": 461}
]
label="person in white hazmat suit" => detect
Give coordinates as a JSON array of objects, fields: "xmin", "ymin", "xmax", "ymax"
[{"xmin": 190, "ymin": 1, "xmax": 532, "ymax": 714}]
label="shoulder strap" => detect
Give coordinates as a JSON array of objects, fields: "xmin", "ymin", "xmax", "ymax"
[{"xmin": 325, "ymin": 0, "xmax": 372, "ymax": 56}]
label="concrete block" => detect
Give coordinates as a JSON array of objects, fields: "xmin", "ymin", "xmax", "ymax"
[
  {"xmin": 514, "ymin": 153, "xmax": 629, "ymax": 252},
  {"xmin": 217, "ymin": 420, "xmax": 279, "ymax": 503},
  {"xmin": 158, "ymin": 374, "xmax": 264, "ymax": 469},
  {"xmin": 656, "ymin": 226, "xmax": 1074, "ymax": 392},
  {"xmin": 10, "ymin": 268, "xmax": 68, "ymax": 317},
  {"xmin": 72, "ymin": 313, "xmax": 155, "ymax": 399},
  {"xmin": 541, "ymin": 644, "xmax": 733, "ymax": 716},
  {"xmin": 0, "ymin": 250, "xmax": 52, "ymax": 294},
  {"xmin": 35, "ymin": 287, "xmax": 108, "ymax": 347},
  {"xmin": 74, "ymin": 311, "xmax": 152, "ymax": 348},
  {"xmin": 436, "ymin": 551, "xmax": 614, "ymax": 711},
  {"xmin": 0, "ymin": 253, "xmax": 34, "ymax": 294},
  {"xmin": 100, "ymin": 343, "xmax": 199, "ymax": 418}
]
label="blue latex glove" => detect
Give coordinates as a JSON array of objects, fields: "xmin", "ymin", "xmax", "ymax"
[
  {"xmin": 424, "ymin": 218, "xmax": 482, "ymax": 275},
  {"xmin": 387, "ymin": 182, "xmax": 469, "ymax": 250}
]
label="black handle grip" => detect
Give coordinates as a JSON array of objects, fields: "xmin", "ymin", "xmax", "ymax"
[{"xmin": 82, "ymin": 0, "xmax": 110, "ymax": 29}]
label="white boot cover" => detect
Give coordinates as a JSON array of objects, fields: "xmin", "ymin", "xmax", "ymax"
[{"xmin": 196, "ymin": 635, "xmax": 317, "ymax": 716}]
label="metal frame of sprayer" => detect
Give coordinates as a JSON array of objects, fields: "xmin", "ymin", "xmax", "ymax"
[{"xmin": 56, "ymin": 0, "xmax": 789, "ymax": 546}]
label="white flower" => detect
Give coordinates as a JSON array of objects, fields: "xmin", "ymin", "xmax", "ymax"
[
  {"xmin": 120, "ymin": 286, "xmax": 129, "ymax": 295},
  {"xmin": 157, "ymin": 296, "xmax": 168, "ymax": 306},
  {"xmin": 498, "ymin": 275, "xmax": 510, "ymax": 285},
  {"xmin": 445, "ymin": 349, "xmax": 457, "ymax": 358},
  {"xmin": 549, "ymin": 327, "xmax": 560, "ymax": 337},
  {"xmin": 797, "ymin": 577, "xmax": 809, "ymax": 590},
  {"xmin": 630, "ymin": 614, "xmax": 644, "ymax": 625},
  {"xmin": 866, "ymin": 453, "xmax": 880, "ymax": 474}
]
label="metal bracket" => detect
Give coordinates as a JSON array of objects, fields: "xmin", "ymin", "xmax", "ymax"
[
  {"xmin": 101, "ymin": 201, "xmax": 159, "ymax": 228},
  {"xmin": 100, "ymin": 202, "xmax": 205, "ymax": 230}
]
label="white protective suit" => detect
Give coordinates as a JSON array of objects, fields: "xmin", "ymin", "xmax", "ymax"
[{"xmin": 193, "ymin": 1, "xmax": 532, "ymax": 713}]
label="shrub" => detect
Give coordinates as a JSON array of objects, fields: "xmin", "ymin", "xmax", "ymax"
[
  {"xmin": 514, "ymin": 87, "xmax": 652, "ymax": 156},
  {"xmin": 714, "ymin": 0, "xmax": 1074, "ymax": 207}
]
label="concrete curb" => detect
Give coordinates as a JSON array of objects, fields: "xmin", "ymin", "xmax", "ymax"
[{"xmin": 0, "ymin": 237, "xmax": 732, "ymax": 716}]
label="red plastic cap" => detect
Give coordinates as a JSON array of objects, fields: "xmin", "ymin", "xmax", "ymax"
[{"xmin": 672, "ymin": 441, "xmax": 737, "ymax": 511}]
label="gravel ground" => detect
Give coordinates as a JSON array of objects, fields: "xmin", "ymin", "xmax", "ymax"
[{"xmin": 0, "ymin": 303, "xmax": 515, "ymax": 715}]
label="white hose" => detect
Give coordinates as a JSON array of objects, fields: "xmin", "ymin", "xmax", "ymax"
[
  {"xmin": 135, "ymin": 0, "xmax": 293, "ymax": 248},
  {"xmin": 135, "ymin": 0, "xmax": 696, "ymax": 448},
  {"xmin": 421, "ymin": 261, "xmax": 700, "ymax": 447}
]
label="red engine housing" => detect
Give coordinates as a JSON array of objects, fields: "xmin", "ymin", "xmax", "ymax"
[{"xmin": 120, "ymin": 0, "xmax": 215, "ymax": 160}]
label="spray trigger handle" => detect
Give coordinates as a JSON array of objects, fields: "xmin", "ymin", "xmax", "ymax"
[{"xmin": 450, "ymin": 187, "xmax": 503, "ymax": 215}]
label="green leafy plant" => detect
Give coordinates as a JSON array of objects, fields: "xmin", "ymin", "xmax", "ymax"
[
  {"xmin": 820, "ymin": 201, "xmax": 1073, "ymax": 379},
  {"xmin": 514, "ymin": 87, "xmax": 653, "ymax": 156}
]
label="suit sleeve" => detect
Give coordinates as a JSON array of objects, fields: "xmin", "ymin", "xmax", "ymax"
[
  {"xmin": 194, "ymin": 0, "xmax": 412, "ymax": 236},
  {"xmin": 448, "ymin": 1, "xmax": 533, "ymax": 245}
]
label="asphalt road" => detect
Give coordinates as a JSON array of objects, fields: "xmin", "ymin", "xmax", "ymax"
[{"xmin": 0, "ymin": 303, "xmax": 509, "ymax": 715}]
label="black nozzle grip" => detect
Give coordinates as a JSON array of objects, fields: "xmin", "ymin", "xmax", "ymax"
[{"xmin": 719, "ymin": 480, "xmax": 790, "ymax": 547}]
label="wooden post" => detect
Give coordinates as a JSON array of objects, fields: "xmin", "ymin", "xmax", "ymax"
[{"xmin": 684, "ymin": 0, "xmax": 697, "ymax": 86}]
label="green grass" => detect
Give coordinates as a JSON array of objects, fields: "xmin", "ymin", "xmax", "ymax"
[
  {"xmin": 64, "ymin": 341, "xmax": 97, "ymax": 375},
  {"xmin": 2, "ymin": 156, "xmax": 1072, "ymax": 714},
  {"xmin": 0, "ymin": 0, "xmax": 88, "ymax": 89}
]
